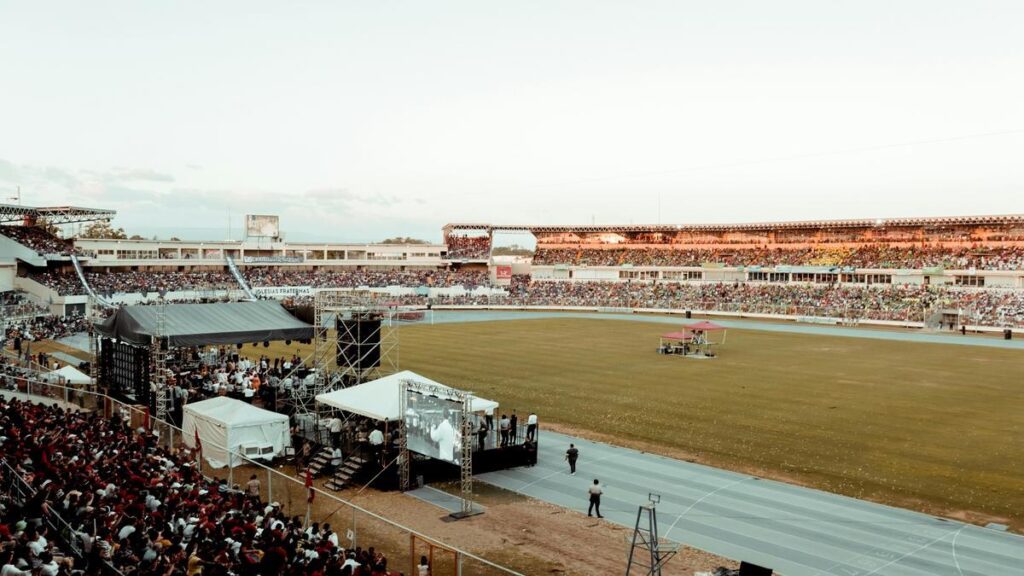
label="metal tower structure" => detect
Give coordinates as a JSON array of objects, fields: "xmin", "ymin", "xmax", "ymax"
[
  {"xmin": 398, "ymin": 378, "xmax": 479, "ymax": 518},
  {"xmin": 290, "ymin": 289, "xmax": 402, "ymax": 417},
  {"xmin": 625, "ymin": 495, "xmax": 677, "ymax": 576},
  {"xmin": 151, "ymin": 301, "xmax": 169, "ymax": 422}
]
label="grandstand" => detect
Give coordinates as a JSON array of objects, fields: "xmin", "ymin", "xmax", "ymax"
[
  {"xmin": 3, "ymin": 209, "xmax": 1024, "ymax": 575},
  {"xmin": 2, "ymin": 211, "xmax": 1023, "ymax": 328}
]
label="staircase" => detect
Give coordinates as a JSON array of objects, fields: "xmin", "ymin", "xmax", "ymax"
[
  {"xmin": 225, "ymin": 256, "xmax": 256, "ymax": 300},
  {"xmin": 306, "ymin": 446, "xmax": 336, "ymax": 478},
  {"xmin": 324, "ymin": 456, "xmax": 369, "ymax": 491}
]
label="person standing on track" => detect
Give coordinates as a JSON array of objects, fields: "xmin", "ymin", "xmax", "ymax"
[
  {"xmin": 565, "ymin": 443, "xmax": 579, "ymax": 474},
  {"xmin": 588, "ymin": 479, "xmax": 604, "ymax": 518}
]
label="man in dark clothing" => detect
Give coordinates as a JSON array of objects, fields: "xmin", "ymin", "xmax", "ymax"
[
  {"xmin": 588, "ymin": 479, "xmax": 604, "ymax": 518},
  {"xmin": 477, "ymin": 420, "xmax": 488, "ymax": 451},
  {"xmin": 565, "ymin": 443, "xmax": 579, "ymax": 474},
  {"xmin": 509, "ymin": 410, "xmax": 519, "ymax": 445},
  {"xmin": 524, "ymin": 439, "xmax": 538, "ymax": 466}
]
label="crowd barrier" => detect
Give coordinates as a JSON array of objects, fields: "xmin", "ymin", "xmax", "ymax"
[{"xmin": 1, "ymin": 378, "xmax": 524, "ymax": 576}]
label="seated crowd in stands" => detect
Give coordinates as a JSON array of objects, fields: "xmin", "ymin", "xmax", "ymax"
[
  {"xmin": 0, "ymin": 226, "xmax": 79, "ymax": 257},
  {"xmin": 24, "ymin": 264, "xmax": 1024, "ymax": 328},
  {"xmin": 5, "ymin": 315, "xmax": 90, "ymax": 346},
  {"xmin": 532, "ymin": 244, "xmax": 1024, "ymax": 270},
  {"xmin": 443, "ymin": 234, "xmax": 490, "ymax": 260},
  {"xmin": 0, "ymin": 293, "xmax": 49, "ymax": 321},
  {"xmin": 0, "ymin": 397, "xmax": 403, "ymax": 575},
  {"xmin": 33, "ymin": 269, "xmax": 490, "ymax": 298}
]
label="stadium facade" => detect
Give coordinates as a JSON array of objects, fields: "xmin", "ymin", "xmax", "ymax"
[{"xmin": 2, "ymin": 208, "xmax": 1023, "ymax": 328}]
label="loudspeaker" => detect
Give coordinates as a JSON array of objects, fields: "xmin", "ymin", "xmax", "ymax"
[
  {"xmin": 685, "ymin": 310, "xmax": 692, "ymax": 319},
  {"xmin": 336, "ymin": 317, "xmax": 381, "ymax": 370},
  {"xmin": 1005, "ymin": 329, "xmax": 1013, "ymax": 340},
  {"xmin": 739, "ymin": 561, "xmax": 772, "ymax": 575},
  {"xmin": 288, "ymin": 305, "xmax": 316, "ymax": 325}
]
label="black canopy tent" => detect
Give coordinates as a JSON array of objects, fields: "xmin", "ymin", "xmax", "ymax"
[
  {"xmin": 94, "ymin": 301, "xmax": 314, "ymax": 405},
  {"xmin": 95, "ymin": 301, "xmax": 314, "ymax": 347}
]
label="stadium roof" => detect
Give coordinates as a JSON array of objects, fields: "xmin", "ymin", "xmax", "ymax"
[
  {"xmin": 95, "ymin": 301, "xmax": 313, "ymax": 347},
  {"xmin": 444, "ymin": 214, "xmax": 1024, "ymax": 234},
  {"xmin": 0, "ymin": 203, "xmax": 116, "ymax": 225}
]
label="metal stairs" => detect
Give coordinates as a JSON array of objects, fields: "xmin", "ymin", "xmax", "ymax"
[{"xmin": 324, "ymin": 456, "xmax": 369, "ymax": 491}]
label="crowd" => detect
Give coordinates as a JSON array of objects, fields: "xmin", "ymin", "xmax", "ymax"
[
  {"xmin": 0, "ymin": 293, "xmax": 49, "ymax": 321},
  {"xmin": 5, "ymin": 314, "xmax": 91, "ymax": 345},
  {"xmin": 33, "ymin": 269, "xmax": 491, "ymax": 297},
  {"xmin": 443, "ymin": 235, "xmax": 490, "ymax": 260},
  {"xmin": 31, "ymin": 271, "xmax": 240, "ymax": 298},
  {"xmin": 501, "ymin": 278, "xmax": 1024, "ymax": 326},
  {"xmin": 0, "ymin": 227, "xmax": 80, "ymax": 257},
  {"xmin": 532, "ymin": 245, "xmax": 1024, "ymax": 270},
  {"xmin": 0, "ymin": 396, "xmax": 405, "ymax": 575},
  {"xmin": 243, "ymin": 269, "xmax": 489, "ymax": 291}
]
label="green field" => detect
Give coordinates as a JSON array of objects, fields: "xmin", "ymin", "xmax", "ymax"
[{"xmin": 392, "ymin": 317, "xmax": 1024, "ymax": 529}]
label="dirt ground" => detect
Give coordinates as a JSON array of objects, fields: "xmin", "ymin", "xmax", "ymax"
[{"xmin": 207, "ymin": 462, "xmax": 735, "ymax": 576}]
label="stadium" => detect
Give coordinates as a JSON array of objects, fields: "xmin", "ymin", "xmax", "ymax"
[{"xmin": 1, "ymin": 206, "xmax": 1022, "ymax": 575}]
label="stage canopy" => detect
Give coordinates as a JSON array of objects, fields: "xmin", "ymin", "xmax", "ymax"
[
  {"xmin": 686, "ymin": 320, "xmax": 727, "ymax": 331},
  {"xmin": 661, "ymin": 330, "xmax": 693, "ymax": 340},
  {"xmin": 316, "ymin": 370, "xmax": 499, "ymax": 422},
  {"xmin": 94, "ymin": 301, "xmax": 314, "ymax": 347},
  {"xmin": 182, "ymin": 396, "xmax": 290, "ymax": 468}
]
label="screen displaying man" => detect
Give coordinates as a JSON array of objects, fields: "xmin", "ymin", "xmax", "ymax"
[{"xmin": 404, "ymin": 391, "xmax": 464, "ymax": 465}]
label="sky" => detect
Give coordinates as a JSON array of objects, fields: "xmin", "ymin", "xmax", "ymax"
[{"xmin": 1, "ymin": 1, "xmax": 1023, "ymax": 243}]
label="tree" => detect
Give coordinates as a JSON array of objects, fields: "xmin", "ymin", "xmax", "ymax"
[
  {"xmin": 129, "ymin": 234, "xmax": 145, "ymax": 240},
  {"xmin": 78, "ymin": 220, "xmax": 127, "ymax": 239},
  {"xmin": 34, "ymin": 218, "xmax": 62, "ymax": 237},
  {"xmin": 381, "ymin": 236, "xmax": 430, "ymax": 244}
]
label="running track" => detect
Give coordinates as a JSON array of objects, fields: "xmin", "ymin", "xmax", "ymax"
[{"xmin": 436, "ymin": 310, "xmax": 1024, "ymax": 575}]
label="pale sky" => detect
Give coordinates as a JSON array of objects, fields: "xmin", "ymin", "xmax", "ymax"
[{"xmin": 1, "ymin": 1, "xmax": 1023, "ymax": 242}]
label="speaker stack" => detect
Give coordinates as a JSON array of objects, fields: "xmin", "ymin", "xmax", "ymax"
[{"xmin": 336, "ymin": 315, "xmax": 382, "ymax": 371}]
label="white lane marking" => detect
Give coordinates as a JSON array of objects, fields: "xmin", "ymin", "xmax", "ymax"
[{"xmin": 663, "ymin": 476, "xmax": 753, "ymax": 539}]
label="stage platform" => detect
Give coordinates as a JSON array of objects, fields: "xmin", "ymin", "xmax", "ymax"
[
  {"xmin": 407, "ymin": 485, "xmax": 485, "ymax": 516},
  {"xmin": 477, "ymin": 430, "xmax": 1024, "ymax": 576}
]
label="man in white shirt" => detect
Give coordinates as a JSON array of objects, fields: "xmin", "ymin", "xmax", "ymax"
[
  {"xmin": 341, "ymin": 552, "xmax": 360, "ymax": 571},
  {"xmin": 429, "ymin": 415, "xmax": 456, "ymax": 462},
  {"xmin": 329, "ymin": 417, "xmax": 343, "ymax": 447},
  {"xmin": 526, "ymin": 412, "xmax": 538, "ymax": 441},
  {"xmin": 368, "ymin": 427, "xmax": 384, "ymax": 463}
]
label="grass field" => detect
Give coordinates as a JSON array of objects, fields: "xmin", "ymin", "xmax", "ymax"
[
  {"xmin": 40, "ymin": 316, "xmax": 1023, "ymax": 530},
  {"xmin": 388, "ymin": 317, "xmax": 1024, "ymax": 530}
]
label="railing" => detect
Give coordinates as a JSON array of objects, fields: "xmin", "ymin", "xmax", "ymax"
[
  {"xmin": 1, "ymin": 378, "xmax": 525, "ymax": 576},
  {"xmin": 225, "ymin": 255, "xmax": 257, "ymax": 300},
  {"xmin": 0, "ymin": 459, "xmax": 125, "ymax": 575},
  {"xmin": 69, "ymin": 254, "xmax": 115, "ymax": 308}
]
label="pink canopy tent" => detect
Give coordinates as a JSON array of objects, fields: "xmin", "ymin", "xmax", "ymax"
[
  {"xmin": 685, "ymin": 320, "xmax": 727, "ymax": 331},
  {"xmin": 661, "ymin": 330, "xmax": 694, "ymax": 341}
]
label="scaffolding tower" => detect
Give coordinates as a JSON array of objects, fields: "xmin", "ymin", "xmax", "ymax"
[
  {"xmin": 289, "ymin": 289, "xmax": 401, "ymax": 417},
  {"xmin": 398, "ymin": 378, "xmax": 478, "ymax": 518},
  {"xmin": 151, "ymin": 301, "xmax": 169, "ymax": 422},
  {"xmin": 625, "ymin": 495, "xmax": 677, "ymax": 576}
]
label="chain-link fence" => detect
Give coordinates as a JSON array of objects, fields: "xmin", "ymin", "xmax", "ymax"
[{"xmin": 4, "ymin": 377, "xmax": 524, "ymax": 576}]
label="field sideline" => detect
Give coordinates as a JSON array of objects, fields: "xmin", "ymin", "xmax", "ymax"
[{"xmin": 393, "ymin": 317, "xmax": 1023, "ymax": 530}]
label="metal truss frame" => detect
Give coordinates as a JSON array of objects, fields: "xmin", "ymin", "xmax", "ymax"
[
  {"xmin": 0, "ymin": 203, "xmax": 116, "ymax": 225},
  {"xmin": 398, "ymin": 378, "xmax": 476, "ymax": 517}
]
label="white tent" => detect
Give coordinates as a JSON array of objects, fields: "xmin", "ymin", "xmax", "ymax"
[
  {"xmin": 316, "ymin": 370, "xmax": 499, "ymax": 421},
  {"xmin": 182, "ymin": 397, "xmax": 290, "ymax": 468},
  {"xmin": 42, "ymin": 365, "xmax": 91, "ymax": 385}
]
